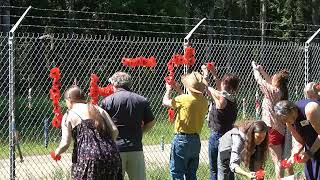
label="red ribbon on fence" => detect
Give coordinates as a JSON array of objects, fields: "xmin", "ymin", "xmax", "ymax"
[{"xmin": 49, "ymin": 67, "xmax": 63, "ymax": 128}]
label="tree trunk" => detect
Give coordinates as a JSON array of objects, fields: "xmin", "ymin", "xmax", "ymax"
[
  {"xmin": 1, "ymin": 0, "xmax": 10, "ymax": 33},
  {"xmin": 207, "ymin": 0, "xmax": 215, "ymax": 40},
  {"xmin": 312, "ymin": 0, "xmax": 320, "ymax": 26}
]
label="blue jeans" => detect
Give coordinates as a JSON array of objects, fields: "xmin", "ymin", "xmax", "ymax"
[
  {"xmin": 170, "ymin": 134, "xmax": 201, "ymax": 180},
  {"xmin": 208, "ymin": 131, "xmax": 222, "ymax": 180}
]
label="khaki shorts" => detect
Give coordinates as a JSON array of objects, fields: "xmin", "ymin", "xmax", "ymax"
[{"xmin": 120, "ymin": 151, "xmax": 146, "ymax": 180}]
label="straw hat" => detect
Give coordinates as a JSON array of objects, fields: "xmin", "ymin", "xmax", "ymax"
[{"xmin": 181, "ymin": 71, "xmax": 208, "ymax": 94}]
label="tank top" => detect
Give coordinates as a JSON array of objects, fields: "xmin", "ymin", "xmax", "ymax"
[
  {"xmin": 295, "ymin": 99, "xmax": 320, "ymax": 159},
  {"xmin": 208, "ymin": 97, "xmax": 238, "ymax": 134}
]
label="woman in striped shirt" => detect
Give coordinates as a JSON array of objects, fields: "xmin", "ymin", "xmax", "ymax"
[{"xmin": 252, "ymin": 61, "xmax": 291, "ymax": 179}]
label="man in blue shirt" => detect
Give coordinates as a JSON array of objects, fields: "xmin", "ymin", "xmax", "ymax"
[{"xmin": 101, "ymin": 72, "xmax": 155, "ymax": 180}]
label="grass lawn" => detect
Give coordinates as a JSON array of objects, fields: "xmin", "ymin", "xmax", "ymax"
[{"xmin": 36, "ymin": 160, "xmax": 304, "ymax": 180}]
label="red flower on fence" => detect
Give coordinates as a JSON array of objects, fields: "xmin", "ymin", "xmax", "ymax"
[
  {"xmin": 49, "ymin": 67, "xmax": 63, "ymax": 128},
  {"xmin": 89, "ymin": 74, "xmax": 115, "ymax": 104},
  {"xmin": 207, "ymin": 62, "xmax": 215, "ymax": 71},
  {"xmin": 121, "ymin": 56, "xmax": 157, "ymax": 68},
  {"xmin": 89, "ymin": 74, "xmax": 100, "ymax": 104},
  {"xmin": 49, "ymin": 67, "xmax": 61, "ymax": 79},
  {"xmin": 99, "ymin": 84, "xmax": 114, "ymax": 97},
  {"xmin": 183, "ymin": 47, "xmax": 196, "ymax": 66},
  {"xmin": 164, "ymin": 46, "xmax": 197, "ymax": 123}
]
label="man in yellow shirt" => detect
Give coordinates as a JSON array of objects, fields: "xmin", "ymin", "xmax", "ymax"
[{"xmin": 163, "ymin": 71, "xmax": 209, "ymax": 180}]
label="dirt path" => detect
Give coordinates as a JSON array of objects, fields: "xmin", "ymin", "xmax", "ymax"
[{"xmin": 0, "ymin": 141, "xmax": 209, "ymax": 179}]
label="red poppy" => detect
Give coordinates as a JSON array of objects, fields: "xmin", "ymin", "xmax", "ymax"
[
  {"xmin": 165, "ymin": 76, "xmax": 175, "ymax": 85},
  {"xmin": 171, "ymin": 54, "xmax": 184, "ymax": 66},
  {"xmin": 188, "ymin": 57, "xmax": 196, "ymax": 66},
  {"xmin": 168, "ymin": 108, "xmax": 175, "ymax": 123},
  {"xmin": 49, "ymin": 67, "xmax": 60, "ymax": 79},
  {"xmin": 51, "ymin": 116, "xmax": 61, "ymax": 128},
  {"xmin": 53, "ymin": 106, "xmax": 61, "ymax": 114},
  {"xmin": 50, "ymin": 87, "xmax": 61, "ymax": 101},
  {"xmin": 294, "ymin": 153, "xmax": 302, "ymax": 163},
  {"xmin": 52, "ymin": 79, "xmax": 61, "ymax": 87},
  {"xmin": 255, "ymin": 169, "xmax": 265, "ymax": 180},
  {"xmin": 50, "ymin": 151, "xmax": 61, "ymax": 161},
  {"xmin": 207, "ymin": 62, "xmax": 215, "ymax": 71},
  {"xmin": 140, "ymin": 57, "xmax": 147, "ymax": 67},
  {"xmin": 91, "ymin": 98, "xmax": 98, "ymax": 105},
  {"xmin": 89, "ymin": 87, "xmax": 99, "ymax": 96},
  {"xmin": 99, "ymin": 84, "xmax": 114, "ymax": 97},
  {"xmin": 147, "ymin": 56, "xmax": 157, "ymax": 67},
  {"xmin": 184, "ymin": 47, "xmax": 195, "ymax": 60},
  {"xmin": 122, "ymin": 58, "xmax": 130, "ymax": 66},
  {"xmin": 90, "ymin": 74, "xmax": 99, "ymax": 83},
  {"xmin": 167, "ymin": 61, "xmax": 174, "ymax": 72},
  {"xmin": 280, "ymin": 160, "xmax": 292, "ymax": 168}
]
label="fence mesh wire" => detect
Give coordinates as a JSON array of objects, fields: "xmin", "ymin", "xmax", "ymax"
[{"xmin": 0, "ymin": 32, "xmax": 319, "ymax": 179}]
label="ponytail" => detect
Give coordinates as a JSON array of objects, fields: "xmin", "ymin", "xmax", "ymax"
[{"xmin": 274, "ymin": 70, "xmax": 289, "ymax": 100}]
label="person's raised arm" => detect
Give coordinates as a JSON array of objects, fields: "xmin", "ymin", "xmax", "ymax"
[
  {"xmin": 163, "ymin": 83, "xmax": 174, "ymax": 108},
  {"xmin": 252, "ymin": 61, "xmax": 274, "ymax": 94},
  {"xmin": 202, "ymin": 64, "xmax": 221, "ymax": 91}
]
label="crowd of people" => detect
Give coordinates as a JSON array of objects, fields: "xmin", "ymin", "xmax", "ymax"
[{"xmin": 52, "ymin": 61, "xmax": 320, "ymax": 180}]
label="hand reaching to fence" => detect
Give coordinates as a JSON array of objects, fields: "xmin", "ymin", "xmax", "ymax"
[
  {"xmin": 201, "ymin": 65, "xmax": 209, "ymax": 79},
  {"xmin": 252, "ymin": 61, "xmax": 263, "ymax": 71}
]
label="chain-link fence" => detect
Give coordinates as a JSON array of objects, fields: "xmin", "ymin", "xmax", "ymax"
[{"xmin": 1, "ymin": 31, "xmax": 320, "ymax": 179}]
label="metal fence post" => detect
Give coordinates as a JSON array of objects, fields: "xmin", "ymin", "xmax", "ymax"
[
  {"xmin": 8, "ymin": 6, "xmax": 32, "ymax": 180},
  {"xmin": 183, "ymin": 18, "xmax": 206, "ymax": 93},
  {"xmin": 304, "ymin": 43, "xmax": 309, "ymax": 87},
  {"xmin": 8, "ymin": 29, "xmax": 16, "ymax": 180},
  {"xmin": 305, "ymin": 28, "xmax": 320, "ymax": 88}
]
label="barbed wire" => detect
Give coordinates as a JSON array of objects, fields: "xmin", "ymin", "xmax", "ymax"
[
  {"xmin": 1, "ymin": 6, "xmax": 320, "ymax": 29},
  {"xmin": 1, "ymin": 6, "xmax": 319, "ymax": 41},
  {"xmin": 0, "ymin": 14, "xmax": 318, "ymax": 35}
]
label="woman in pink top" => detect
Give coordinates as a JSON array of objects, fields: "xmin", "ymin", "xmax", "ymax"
[{"xmin": 252, "ymin": 61, "xmax": 292, "ymax": 179}]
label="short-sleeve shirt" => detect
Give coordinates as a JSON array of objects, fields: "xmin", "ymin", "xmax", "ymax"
[
  {"xmin": 101, "ymin": 88, "xmax": 154, "ymax": 152},
  {"xmin": 295, "ymin": 99, "xmax": 320, "ymax": 159},
  {"xmin": 172, "ymin": 94, "xmax": 208, "ymax": 134}
]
